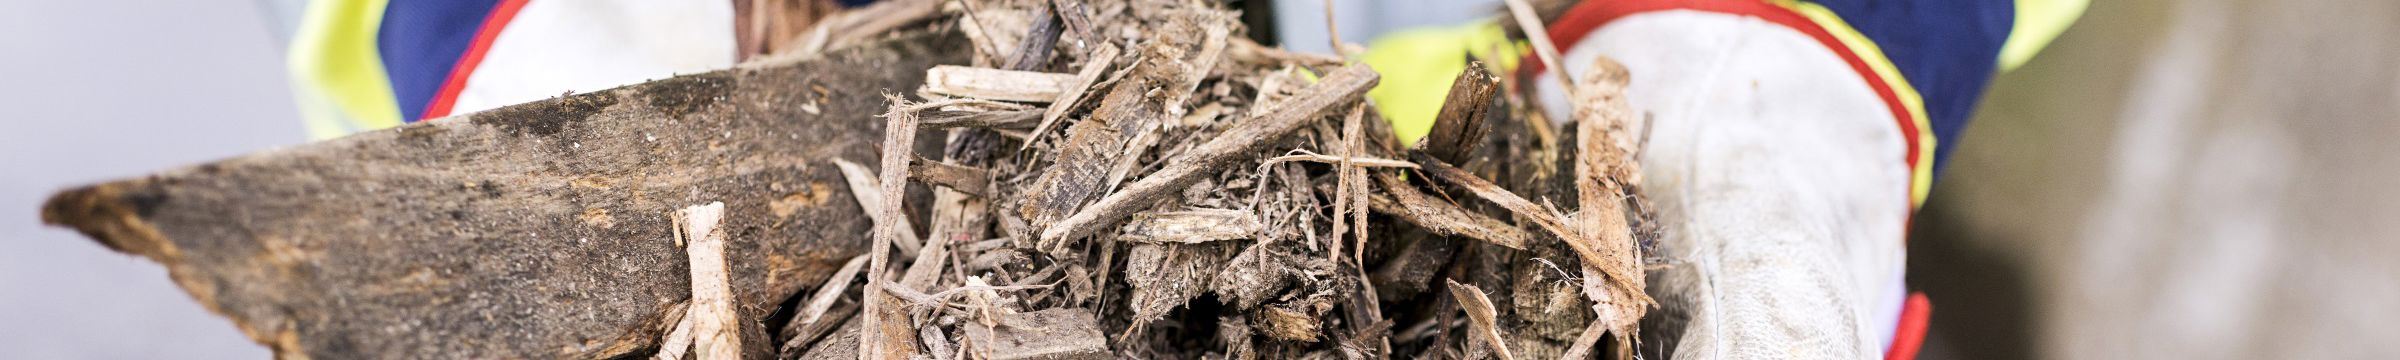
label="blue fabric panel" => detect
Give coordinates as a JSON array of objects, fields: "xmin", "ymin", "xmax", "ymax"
[
  {"xmin": 1807, "ymin": 0, "xmax": 2014, "ymax": 177},
  {"xmin": 379, "ymin": 0, "xmax": 502, "ymax": 122}
]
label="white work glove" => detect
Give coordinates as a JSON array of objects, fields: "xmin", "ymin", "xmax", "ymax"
[{"xmin": 1533, "ymin": 9, "xmax": 1917, "ymax": 360}]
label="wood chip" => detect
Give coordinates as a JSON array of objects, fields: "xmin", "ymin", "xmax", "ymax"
[
  {"xmin": 656, "ymin": 301, "xmax": 697, "ymax": 360},
  {"xmin": 1570, "ymin": 55, "xmax": 1653, "ymax": 340},
  {"xmin": 909, "ymin": 156, "xmax": 990, "ymax": 195},
  {"xmin": 1029, "ymin": 43, "xmax": 1121, "ymax": 148},
  {"xmin": 833, "ymin": 158, "xmax": 923, "ymax": 255},
  {"xmin": 679, "ymin": 202, "xmax": 744, "ymax": 360},
  {"xmin": 862, "ymin": 95, "xmax": 921, "ymax": 360},
  {"xmin": 922, "ymin": 65, "xmax": 1079, "ymax": 103},
  {"xmin": 919, "ymin": 109, "xmax": 1041, "ymax": 129},
  {"xmin": 35, "ymin": 32, "xmax": 967, "ymax": 359},
  {"xmin": 963, "ymin": 309, "xmax": 1111, "ymax": 360},
  {"xmin": 1411, "ymin": 152, "xmax": 1586, "ymax": 260},
  {"xmin": 795, "ymin": 255, "xmax": 870, "ymax": 327},
  {"xmin": 1117, "ymin": 208, "xmax": 1262, "ymax": 244},
  {"xmin": 1367, "ymin": 172, "xmax": 1533, "ymax": 249},
  {"xmin": 1445, "ymin": 280, "xmax": 1515, "ymax": 360},
  {"xmin": 1415, "ymin": 60, "xmax": 1500, "ymax": 164}
]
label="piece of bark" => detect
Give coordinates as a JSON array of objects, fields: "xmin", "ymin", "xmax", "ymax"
[
  {"xmin": 1445, "ymin": 280, "xmax": 1517, "ymax": 360},
  {"xmin": 1116, "ymin": 208, "xmax": 1260, "ymax": 244},
  {"xmin": 922, "ymin": 66, "xmax": 1078, "ymax": 103},
  {"xmin": 793, "ymin": 255, "xmax": 869, "ymax": 329},
  {"xmin": 1002, "ymin": 3, "xmax": 1062, "ymax": 71},
  {"xmin": 1367, "ymin": 229, "xmax": 1455, "ymax": 301},
  {"xmin": 1048, "ymin": 0, "xmax": 1097, "ymax": 52},
  {"xmin": 962, "ymin": 308, "xmax": 1110, "ymax": 360},
  {"xmin": 791, "ymin": 323, "xmax": 862, "ymax": 360},
  {"xmin": 679, "ymin": 202, "xmax": 745, "ymax": 360},
  {"xmin": 1411, "ymin": 152, "xmax": 1593, "ymax": 263},
  {"xmin": 908, "ymin": 156, "xmax": 989, "ymax": 196},
  {"xmin": 1123, "ymin": 242, "xmax": 1236, "ymax": 324},
  {"xmin": 1037, "ymin": 64, "xmax": 1380, "ymax": 244},
  {"xmin": 1027, "ymin": 43, "xmax": 1120, "ymax": 148},
  {"xmin": 37, "ymin": 31, "xmax": 968, "ymax": 360},
  {"xmin": 1211, "ymin": 242, "xmax": 1298, "ymax": 311},
  {"xmin": 1366, "ymin": 172, "xmax": 1532, "ymax": 249},
  {"xmin": 778, "ymin": 299, "xmax": 858, "ymax": 357},
  {"xmin": 1568, "ymin": 56, "xmax": 1652, "ymax": 340},
  {"xmin": 1254, "ymin": 304, "xmax": 1323, "ymax": 342},
  {"xmin": 658, "ymin": 301, "xmax": 697, "ymax": 360},
  {"xmin": 864, "ymin": 94, "xmax": 922, "ymax": 360},
  {"xmin": 919, "ymin": 109, "xmax": 1041, "ymax": 130},
  {"xmin": 1415, "ymin": 61, "xmax": 1500, "ymax": 164}
]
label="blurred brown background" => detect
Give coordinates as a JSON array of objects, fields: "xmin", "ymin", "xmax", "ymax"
[{"xmin": 1918, "ymin": 0, "xmax": 2400, "ymax": 358}]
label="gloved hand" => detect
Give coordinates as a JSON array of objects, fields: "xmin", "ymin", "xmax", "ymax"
[{"xmin": 1361, "ymin": 2, "xmax": 1950, "ymax": 358}]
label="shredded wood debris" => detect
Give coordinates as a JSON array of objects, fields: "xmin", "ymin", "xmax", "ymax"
[
  {"xmin": 757, "ymin": 2, "xmax": 1659, "ymax": 358},
  {"xmin": 388, "ymin": 1, "xmax": 1657, "ymax": 359}
]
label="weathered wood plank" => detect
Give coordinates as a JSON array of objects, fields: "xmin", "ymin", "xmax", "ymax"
[{"xmin": 39, "ymin": 30, "xmax": 968, "ymax": 359}]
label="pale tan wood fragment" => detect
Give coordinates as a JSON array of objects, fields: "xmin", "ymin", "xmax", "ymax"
[
  {"xmin": 1445, "ymin": 280, "xmax": 1516, "ymax": 360},
  {"xmin": 1117, "ymin": 208, "xmax": 1261, "ymax": 244},
  {"xmin": 922, "ymin": 65, "xmax": 1077, "ymax": 103},
  {"xmin": 680, "ymin": 202, "xmax": 743, "ymax": 360},
  {"xmin": 834, "ymin": 158, "xmax": 922, "ymax": 255},
  {"xmin": 861, "ymin": 95, "xmax": 921, "ymax": 360},
  {"xmin": 1570, "ymin": 56, "xmax": 1654, "ymax": 343}
]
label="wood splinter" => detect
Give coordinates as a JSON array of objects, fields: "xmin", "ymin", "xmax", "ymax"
[
  {"xmin": 922, "ymin": 65, "xmax": 1078, "ymax": 103},
  {"xmin": 1445, "ymin": 280, "xmax": 1516, "ymax": 360},
  {"xmin": 675, "ymin": 202, "xmax": 743, "ymax": 360}
]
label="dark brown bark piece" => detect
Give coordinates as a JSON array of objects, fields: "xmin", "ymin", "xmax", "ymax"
[
  {"xmin": 38, "ymin": 31, "xmax": 969, "ymax": 360},
  {"xmin": 1415, "ymin": 61, "xmax": 1500, "ymax": 164}
]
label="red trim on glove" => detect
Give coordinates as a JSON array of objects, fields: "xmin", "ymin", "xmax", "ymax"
[
  {"xmin": 421, "ymin": 0, "xmax": 531, "ymax": 120},
  {"xmin": 1522, "ymin": 0, "xmax": 1927, "ymax": 220},
  {"xmin": 1887, "ymin": 292, "xmax": 1934, "ymax": 360}
]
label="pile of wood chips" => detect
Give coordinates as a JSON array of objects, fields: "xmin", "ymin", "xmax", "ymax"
[
  {"xmin": 776, "ymin": 1, "xmax": 1660, "ymax": 359},
  {"xmin": 37, "ymin": 0, "xmax": 1658, "ymax": 359}
]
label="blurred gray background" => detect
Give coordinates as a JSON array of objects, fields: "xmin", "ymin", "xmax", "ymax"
[
  {"xmin": 0, "ymin": 1, "xmax": 294, "ymax": 358},
  {"xmin": 5, "ymin": 0, "xmax": 2396, "ymax": 359}
]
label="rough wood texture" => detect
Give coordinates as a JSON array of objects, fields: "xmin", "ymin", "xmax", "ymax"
[
  {"xmin": 1416, "ymin": 61, "xmax": 1500, "ymax": 164},
  {"xmin": 1446, "ymin": 280, "xmax": 1517, "ymax": 360},
  {"xmin": 38, "ymin": 31, "xmax": 969, "ymax": 359},
  {"xmin": 1038, "ymin": 64, "xmax": 1381, "ymax": 244},
  {"xmin": 1116, "ymin": 208, "xmax": 1260, "ymax": 244},
  {"xmin": 962, "ymin": 308, "xmax": 1109, "ymax": 360},
  {"xmin": 1018, "ymin": 13, "xmax": 1229, "ymax": 248},
  {"xmin": 1568, "ymin": 56, "xmax": 1652, "ymax": 342}
]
